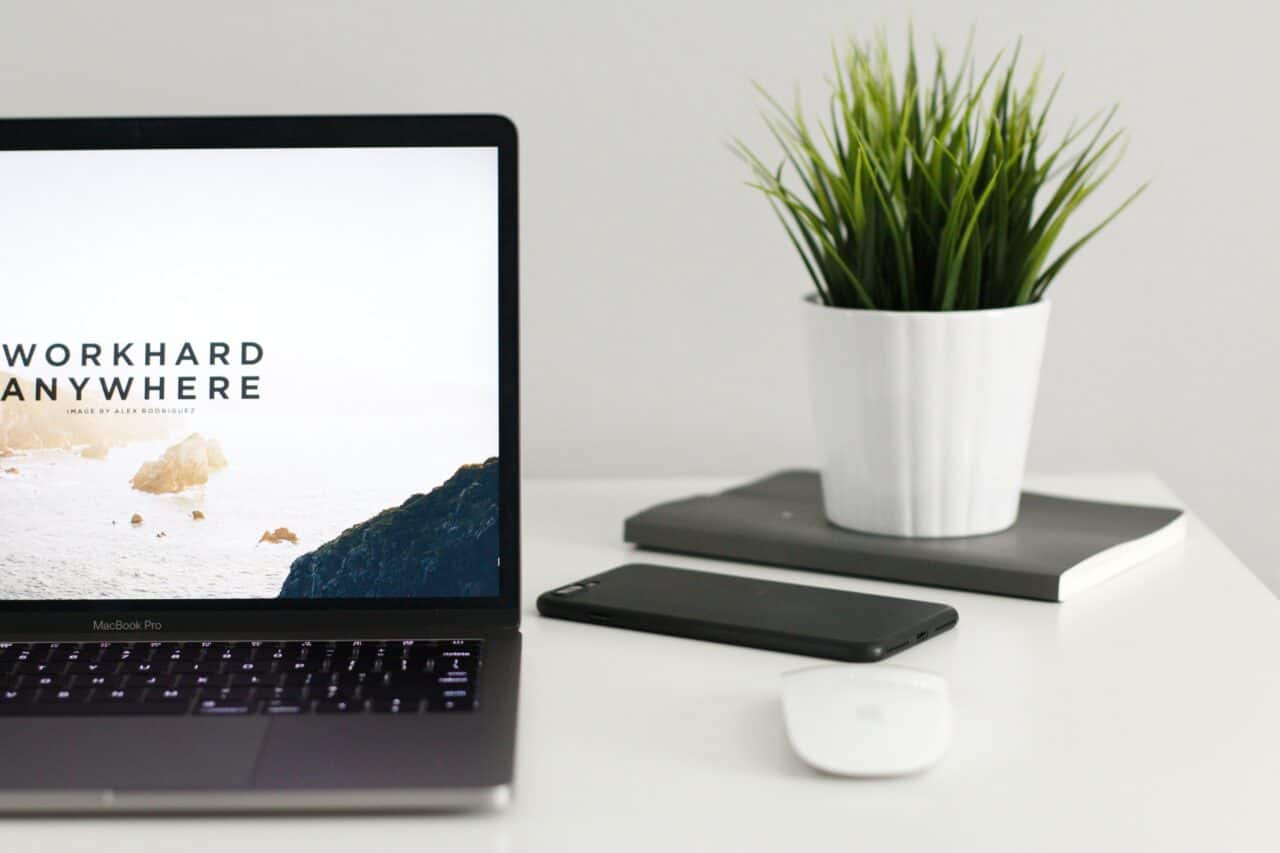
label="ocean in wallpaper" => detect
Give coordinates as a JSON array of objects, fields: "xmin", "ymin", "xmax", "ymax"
[{"xmin": 0, "ymin": 413, "xmax": 497, "ymax": 600}]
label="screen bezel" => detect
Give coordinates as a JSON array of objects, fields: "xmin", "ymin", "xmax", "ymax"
[{"xmin": 0, "ymin": 115, "xmax": 520, "ymax": 635}]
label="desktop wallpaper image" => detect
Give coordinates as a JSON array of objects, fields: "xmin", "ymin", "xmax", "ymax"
[{"xmin": 0, "ymin": 146, "xmax": 500, "ymax": 600}]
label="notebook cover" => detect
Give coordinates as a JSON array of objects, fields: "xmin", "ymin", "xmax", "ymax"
[{"xmin": 622, "ymin": 470, "xmax": 1185, "ymax": 602}]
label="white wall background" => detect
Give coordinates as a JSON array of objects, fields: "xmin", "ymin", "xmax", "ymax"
[{"xmin": 2, "ymin": 0, "xmax": 1276, "ymax": 593}]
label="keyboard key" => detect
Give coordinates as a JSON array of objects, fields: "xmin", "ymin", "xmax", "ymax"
[
  {"xmin": 383, "ymin": 671, "xmax": 430, "ymax": 687},
  {"xmin": 65, "ymin": 661, "xmax": 111, "ymax": 675},
  {"xmin": 11, "ymin": 663, "xmax": 58, "ymax": 676},
  {"xmin": 0, "ymin": 702, "xmax": 190, "ymax": 716},
  {"xmin": 366, "ymin": 685, "xmax": 428, "ymax": 703},
  {"xmin": 200, "ymin": 686, "xmax": 254, "ymax": 702},
  {"xmin": 261, "ymin": 700, "xmax": 308, "ymax": 715},
  {"xmin": 224, "ymin": 673, "xmax": 277, "ymax": 687},
  {"xmin": 231, "ymin": 660, "xmax": 270, "ymax": 673},
  {"xmin": 330, "ymin": 672, "xmax": 374, "ymax": 687},
  {"xmin": 436, "ymin": 675, "xmax": 471, "ymax": 686},
  {"xmin": 195, "ymin": 699, "xmax": 253, "ymax": 715},
  {"xmin": 429, "ymin": 697, "xmax": 475, "ymax": 712},
  {"xmin": 171, "ymin": 661, "xmax": 222, "ymax": 675},
  {"xmin": 277, "ymin": 672, "xmax": 318, "ymax": 688},
  {"xmin": 33, "ymin": 687, "xmax": 93, "ymax": 703},
  {"xmin": 442, "ymin": 657, "xmax": 477, "ymax": 675},
  {"xmin": 314, "ymin": 699, "xmax": 362, "ymax": 713},
  {"xmin": 146, "ymin": 688, "xmax": 193, "ymax": 703},
  {"xmin": 403, "ymin": 655, "xmax": 437, "ymax": 674},
  {"xmin": 120, "ymin": 661, "xmax": 161, "ymax": 675},
  {"xmin": 285, "ymin": 659, "xmax": 329, "ymax": 673},
  {"xmin": 370, "ymin": 699, "xmax": 420, "ymax": 713},
  {"xmin": 430, "ymin": 686, "xmax": 476, "ymax": 701}
]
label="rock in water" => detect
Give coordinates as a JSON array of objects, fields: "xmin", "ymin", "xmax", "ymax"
[
  {"xmin": 3, "ymin": 467, "xmax": 18, "ymax": 475},
  {"xmin": 260, "ymin": 527, "xmax": 298, "ymax": 544},
  {"xmin": 130, "ymin": 514, "xmax": 143, "ymax": 525},
  {"xmin": 206, "ymin": 441, "xmax": 228, "ymax": 470},
  {"xmin": 192, "ymin": 510, "xmax": 205, "ymax": 520},
  {"xmin": 79, "ymin": 443, "xmax": 110, "ymax": 460},
  {"xmin": 279, "ymin": 458, "xmax": 499, "ymax": 599},
  {"xmin": 130, "ymin": 433, "xmax": 228, "ymax": 494}
]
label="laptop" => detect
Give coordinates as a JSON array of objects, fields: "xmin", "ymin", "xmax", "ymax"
[{"xmin": 0, "ymin": 115, "xmax": 521, "ymax": 812}]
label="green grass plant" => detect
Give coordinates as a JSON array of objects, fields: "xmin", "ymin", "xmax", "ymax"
[{"xmin": 735, "ymin": 30, "xmax": 1146, "ymax": 311}]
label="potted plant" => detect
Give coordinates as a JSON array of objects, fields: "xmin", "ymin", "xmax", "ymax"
[{"xmin": 737, "ymin": 32, "xmax": 1145, "ymax": 537}]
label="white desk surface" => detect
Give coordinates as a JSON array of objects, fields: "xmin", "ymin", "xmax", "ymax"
[{"xmin": 7, "ymin": 473, "xmax": 1279, "ymax": 853}]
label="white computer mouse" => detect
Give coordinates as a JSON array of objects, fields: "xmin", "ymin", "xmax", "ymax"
[{"xmin": 781, "ymin": 664, "xmax": 951, "ymax": 777}]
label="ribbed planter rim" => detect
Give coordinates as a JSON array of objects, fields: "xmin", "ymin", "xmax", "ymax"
[{"xmin": 802, "ymin": 293, "xmax": 1050, "ymax": 319}]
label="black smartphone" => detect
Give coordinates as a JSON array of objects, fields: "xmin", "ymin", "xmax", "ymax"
[{"xmin": 536, "ymin": 563, "xmax": 958, "ymax": 662}]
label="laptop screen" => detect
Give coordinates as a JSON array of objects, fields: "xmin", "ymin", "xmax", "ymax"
[{"xmin": 0, "ymin": 145, "xmax": 500, "ymax": 602}]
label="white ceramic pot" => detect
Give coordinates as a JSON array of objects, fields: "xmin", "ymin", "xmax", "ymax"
[{"xmin": 804, "ymin": 297, "xmax": 1051, "ymax": 538}]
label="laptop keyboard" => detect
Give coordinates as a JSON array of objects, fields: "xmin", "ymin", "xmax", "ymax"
[{"xmin": 0, "ymin": 639, "xmax": 480, "ymax": 716}]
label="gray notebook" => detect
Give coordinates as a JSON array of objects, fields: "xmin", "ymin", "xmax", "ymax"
[{"xmin": 623, "ymin": 470, "xmax": 1186, "ymax": 602}]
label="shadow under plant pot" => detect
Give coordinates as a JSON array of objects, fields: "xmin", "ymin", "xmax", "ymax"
[{"xmin": 804, "ymin": 296, "xmax": 1051, "ymax": 538}]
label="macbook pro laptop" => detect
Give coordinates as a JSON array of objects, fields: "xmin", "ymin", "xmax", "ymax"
[{"xmin": 0, "ymin": 115, "xmax": 520, "ymax": 812}]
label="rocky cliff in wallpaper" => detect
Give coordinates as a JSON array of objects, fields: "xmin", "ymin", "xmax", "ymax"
[{"xmin": 278, "ymin": 457, "xmax": 499, "ymax": 598}]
